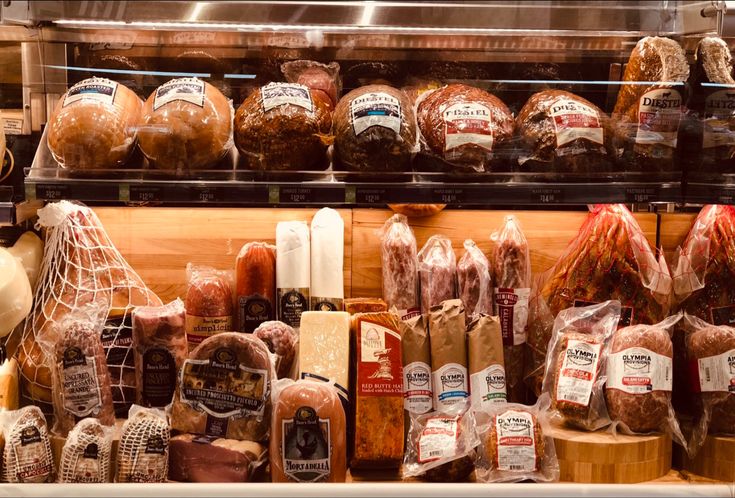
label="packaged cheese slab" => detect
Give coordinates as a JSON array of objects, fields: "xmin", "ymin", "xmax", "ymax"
[
  {"xmin": 115, "ymin": 405, "xmax": 170, "ymax": 483},
  {"xmin": 58, "ymin": 418, "xmax": 114, "ymax": 483},
  {"xmin": 270, "ymin": 379, "xmax": 347, "ymax": 482},
  {"xmin": 351, "ymin": 311, "xmax": 404, "ymax": 469},
  {"xmin": 402, "ymin": 402, "xmax": 479, "ymax": 482},
  {"xmin": 138, "ymin": 77, "xmax": 233, "ymax": 172},
  {"xmin": 171, "ymin": 332, "xmax": 273, "ymax": 442},
  {"xmin": 47, "ymin": 77, "xmax": 142, "ymax": 170},
  {"xmin": 132, "ymin": 298, "xmax": 187, "ymax": 408},
  {"xmin": 0, "ymin": 406, "xmax": 54, "ymax": 483},
  {"xmin": 18, "ymin": 201, "xmax": 161, "ymax": 416},
  {"xmin": 541, "ymin": 300, "xmax": 621, "ymax": 431},
  {"xmin": 475, "ymin": 396, "xmax": 559, "ymax": 483},
  {"xmin": 298, "ymin": 311, "xmax": 350, "ymax": 410},
  {"xmin": 169, "ymin": 434, "xmax": 266, "ymax": 483}
]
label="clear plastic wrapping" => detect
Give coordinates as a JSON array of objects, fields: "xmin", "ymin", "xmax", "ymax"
[
  {"xmin": 234, "ymin": 82, "xmax": 333, "ymax": 171},
  {"xmin": 115, "ymin": 405, "xmax": 170, "ymax": 483},
  {"xmin": 457, "ymin": 239, "xmax": 492, "ymax": 321},
  {"xmin": 168, "ymin": 434, "xmax": 267, "ymax": 483},
  {"xmin": 132, "ymin": 298, "xmax": 187, "ymax": 408},
  {"xmin": 45, "ymin": 305, "xmax": 116, "ymax": 436},
  {"xmin": 253, "ymin": 321, "xmax": 297, "ymax": 379},
  {"xmin": 416, "ymin": 84, "xmax": 514, "ymax": 173},
  {"xmin": 138, "ymin": 77, "xmax": 234, "ymax": 171},
  {"xmin": 281, "ymin": 60, "xmax": 342, "ymax": 108},
  {"xmin": 682, "ymin": 313, "xmax": 735, "ymax": 456},
  {"xmin": 516, "ymin": 89, "xmax": 614, "ymax": 174},
  {"xmin": 58, "ymin": 418, "xmax": 114, "ymax": 483},
  {"xmin": 418, "ymin": 235, "xmax": 457, "ymax": 316},
  {"xmin": 184, "ymin": 263, "xmax": 234, "ymax": 352},
  {"xmin": 491, "ymin": 216, "xmax": 530, "ymax": 403},
  {"xmin": 541, "ymin": 300, "xmax": 621, "ymax": 431},
  {"xmin": 604, "ymin": 315, "xmax": 685, "ymax": 447},
  {"xmin": 475, "ymin": 396, "xmax": 559, "ymax": 483},
  {"xmin": 0, "ymin": 406, "xmax": 54, "ymax": 483},
  {"xmin": 379, "ymin": 214, "xmax": 420, "ymax": 318},
  {"xmin": 402, "ymin": 401, "xmax": 479, "ymax": 482},
  {"xmin": 235, "ymin": 242, "xmax": 277, "ymax": 333},
  {"xmin": 18, "ymin": 201, "xmax": 161, "ymax": 416},
  {"xmin": 333, "ymin": 84, "xmax": 418, "ymax": 172},
  {"xmin": 47, "ymin": 77, "xmax": 142, "ymax": 170},
  {"xmin": 270, "ymin": 378, "xmax": 347, "ymax": 482},
  {"xmin": 171, "ymin": 332, "xmax": 273, "ymax": 441},
  {"xmin": 527, "ymin": 204, "xmax": 671, "ymax": 395}
]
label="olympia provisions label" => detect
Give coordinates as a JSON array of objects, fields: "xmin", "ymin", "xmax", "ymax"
[
  {"xmin": 556, "ymin": 338, "xmax": 602, "ymax": 407},
  {"xmin": 606, "ymin": 347, "xmax": 672, "ymax": 394},
  {"xmin": 432, "ymin": 362, "xmax": 468, "ymax": 410},
  {"xmin": 470, "ymin": 364, "xmax": 507, "ymax": 409},
  {"xmin": 495, "ymin": 410, "xmax": 537, "ymax": 472}
]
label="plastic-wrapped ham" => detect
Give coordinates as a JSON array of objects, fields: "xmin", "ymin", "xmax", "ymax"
[
  {"xmin": 379, "ymin": 214, "xmax": 420, "ymax": 318},
  {"xmin": 418, "ymin": 235, "xmax": 457, "ymax": 316},
  {"xmin": 457, "ymin": 239, "xmax": 492, "ymax": 320},
  {"xmin": 168, "ymin": 434, "xmax": 266, "ymax": 482},
  {"xmin": 253, "ymin": 320, "xmax": 297, "ymax": 379}
]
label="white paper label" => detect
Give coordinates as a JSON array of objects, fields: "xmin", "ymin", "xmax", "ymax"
[
  {"xmin": 550, "ymin": 98, "xmax": 603, "ymax": 147},
  {"xmin": 556, "ymin": 339, "xmax": 602, "ymax": 407},
  {"xmin": 470, "ymin": 364, "xmax": 507, "ymax": 409},
  {"xmin": 494, "ymin": 288, "xmax": 530, "ymax": 346},
  {"xmin": 153, "ymin": 78, "xmax": 205, "ymax": 111},
  {"xmin": 129, "ymin": 435, "xmax": 167, "ymax": 483},
  {"xmin": 495, "ymin": 410, "xmax": 537, "ymax": 472},
  {"xmin": 261, "ymin": 83, "xmax": 313, "ymax": 113},
  {"xmin": 697, "ymin": 348, "xmax": 735, "ymax": 393},
  {"xmin": 350, "ymin": 92, "xmax": 402, "ymax": 136},
  {"xmin": 432, "ymin": 362, "xmax": 469, "ymax": 410},
  {"xmin": 60, "ymin": 350, "xmax": 102, "ymax": 418},
  {"xmin": 417, "ymin": 416, "xmax": 459, "ymax": 463},
  {"xmin": 703, "ymin": 89, "xmax": 735, "ymax": 149},
  {"xmin": 63, "ymin": 78, "xmax": 118, "ymax": 107},
  {"xmin": 443, "ymin": 102, "xmax": 493, "ymax": 153},
  {"xmin": 635, "ymin": 88, "xmax": 682, "ymax": 147},
  {"xmin": 3, "ymin": 117, "xmax": 23, "ymax": 135},
  {"xmin": 403, "ymin": 361, "xmax": 433, "ymax": 414},
  {"xmin": 607, "ymin": 347, "xmax": 672, "ymax": 394}
]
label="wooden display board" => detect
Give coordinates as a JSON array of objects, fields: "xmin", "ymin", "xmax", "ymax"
[
  {"xmin": 678, "ymin": 435, "xmax": 735, "ymax": 482},
  {"xmin": 548, "ymin": 424, "xmax": 671, "ymax": 484}
]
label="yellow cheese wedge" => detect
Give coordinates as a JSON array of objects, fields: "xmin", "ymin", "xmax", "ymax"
[
  {"xmin": 8, "ymin": 232, "xmax": 43, "ymax": 290},
  {"xmin": 0, "ymin": 359, "xmax": 19, "ymax": 411},
  {"xmin": 0, "ymin": 247, "xmax": 32, "ymax": 338}
]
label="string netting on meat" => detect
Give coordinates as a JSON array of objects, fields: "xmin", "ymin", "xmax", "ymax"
[
  {"xmin": 59, "ymin": 418, "xmax": 113, "ymax": 483},
  {"xmin": 2, "ymin": 406, "xmax": 54, "ymax": 483},
  {"xmin": 116, "ymin": 408, "xmax": 169, "ymax": 483},
  {"xmin": 18, "ymin": 201, "xmax": 161, "ymax": 416}
]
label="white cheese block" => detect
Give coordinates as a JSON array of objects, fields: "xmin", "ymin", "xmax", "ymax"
[
  {"xmin": 298, "ymin": 311, "xmax": 350, "ymax": 403},
  {"xmin": 0, "ymin": 247, "xmax": 32, "ymax": 338},
  {"xmin": 310, "ymin": 208, "xmax": 344, "ymax": 310},
  {"xmin": 8, "ymin": 232, "xmax": 44, "ymax": 290}
]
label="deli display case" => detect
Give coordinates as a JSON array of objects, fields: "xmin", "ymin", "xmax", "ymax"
[{"xmin": 0, "ymin": 1, "xmax": 735, "ymax": 497}]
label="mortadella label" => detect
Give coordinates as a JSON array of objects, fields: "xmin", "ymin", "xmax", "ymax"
[
  {"xmin": 63, "ymin": 78, "xmax": 118, "ymax": 107},
  {"xmin": 443, "ymin": 102, "xmax": 494, "ymax": 154},
  {"xmin": 60, "ymin": 347, "xmax": 103, "ymax": 418},
  {"xmin": 153, "ymin": 78, "xmax": 206, "ymax": 111},
  {"xmin": 357, "ymin": 320, "xmax": 403, "ymax": 397},
  {"xmin": 550, "ymin": 98, "xmax": 603, "ymax": 147},
  {"xmin": 238, "ymin": 294, "xmax": 274, "ymax": 333},
  {"xmin": 282, "ymin": 406, "xmax": 331, "ymax": 482},
  {"xmin": 350, "ymin": 92, "xmax": 402, "ymax": 136},
  {"xmin": 635, "ymin": 88, "xmax": 683, "ymax": 148},
  {"xmin": 261, "ymin": 83, "xmax": 314, "ymax": 113},
  {"xmin": 141, "ymin": 347, "xmax": 177, "ymax": 407},
  {"xmin": 493, "ymin": 288, "xmax": 530, "ymax": 346}
]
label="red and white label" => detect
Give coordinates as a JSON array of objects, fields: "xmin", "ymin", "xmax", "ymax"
[
  {"xmin": 697, "ymin": 348, "xmax": 735, "ymax": 393},
  {"xmin": 493, "ymin": 288, "xmax": 530, "ymax": 346},
  {"xmin": 635, "ymin": 88, "xmax": 682, "ymax": 148},
  {"xmin": 550, "ymin": 98, "xmax": 603, "ymax": 147},
  {"xmin": 357, "ymin": 319, "xmax": 403, "ymax": 397},
  {"xmin": 495, "ymin": 410, "xmax": 537, "ymax": 472},
  {"xmin": 607, "ymin": 347, "xmax": 672, "ymax": 395},
  {"xmin": 556, "ymin": 338, "xmax": 601, "ymax": 407},
  {"xmin": 417, "ymin": 416, "xmax": 459, "ymax": 464},
  {"xmin": 443, "ymin": 102, "xmax": 494, "ymax": 153}
]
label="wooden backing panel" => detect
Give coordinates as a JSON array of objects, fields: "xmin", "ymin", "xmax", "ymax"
[
  {"xmin": 95, "ymin": 207, "xmax": 353, "ymax": 304},
  {"xmin": 659, "ymin": 213, "xmax": 697, "ymax": 261},
  {"xmin": 351, "ymin": 208, "xmax": 659, "ymax": 299},
  {"xmin": 680, "ymin": 436, "xmax": 735, "ymax": 482}
]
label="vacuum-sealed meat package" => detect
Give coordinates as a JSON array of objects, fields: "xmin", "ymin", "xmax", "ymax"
[
  {"xmin": 418, "ymin": 235, "xmax": 457, "ymax": 316},
  {"xmin": 491, "ymin": 216, "xmax": 531, "ymax": 403},
  {"xmin": 541, "ymin": 300, "xmax": 621, "ymax": 431},
  {"xmin": 185, "ymin": 264, "xmax": 233, "ymax": 351},
  {"xmin": 379, "ymin": 214, "xmax": 420, "ymax": 319},
  {"xmin": 457, "ymin": 239, "xmax": 492, "ymax": 320},
  {"xmin": 527, "ymin": 204, "xmax": 671, "ymax": 395}
]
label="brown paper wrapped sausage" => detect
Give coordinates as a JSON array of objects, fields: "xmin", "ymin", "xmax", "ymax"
[
  {"xmin": 399, "ymin": 314, "xmax": 433, "ymax": 423},
  {"xmin": 467, "ymin": 315, "xmax": 507, "ymax": 411},
  {"xmin": 429, "ymin": 299, "xmax": 468, "ymax": 412}
]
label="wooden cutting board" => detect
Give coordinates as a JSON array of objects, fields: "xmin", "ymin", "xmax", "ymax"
[
  {"xmin": 678, "ymin": 435, "xmax": 735, "ymax": 482},
  {"xmin": 548, "ymin": 424, "xmax": 672, "ymax": 484}
]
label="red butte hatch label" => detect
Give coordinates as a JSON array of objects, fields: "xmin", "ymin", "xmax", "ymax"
[
  {"xmin": 550, "ymin": 98, "xmax": 603, "ymax": 147},
  {"xmin": 357, "ymin": 320, "xmax": 403, "ymax": 397},
  {"xmin": 443, "ymin": 102, "xmax": 494, "ymax": 154}
]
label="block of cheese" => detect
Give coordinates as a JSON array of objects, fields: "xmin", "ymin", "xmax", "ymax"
[
  {"xmin": 299, "ymin": 311, "xmax": 350, "ymax": 408},
  {"xmin": 0, "ymin": 247, "xmax": 32, "ymax": 338},
  {"xmin": 168, "ymin": 434, "xmax": 266, "ymax": 482},
  {"xmin": 0, "ymin": 358, "xmax": 19, "ymax": 411},
  {"xmin": 7, "ymin": 232, "xmax": 43, "ymax": 290}
]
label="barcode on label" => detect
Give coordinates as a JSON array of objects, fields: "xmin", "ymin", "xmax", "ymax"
[
  {"xmin": 510, "ymin": 465, "xmax": 524, "ymax": 471},
  {"xmin": 705, "ymin": 367, "xmax": 711, "ymax": 383},
  {"xmin": 428, "ymin": 450, "xmax": 441, "ymax": 458}
]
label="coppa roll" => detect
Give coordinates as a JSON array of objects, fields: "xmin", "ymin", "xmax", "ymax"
[
  {"xmin": 276, "ymin": 221, "xmax": 310, "ymax": 328},
  {"xmin": 310, "ymin": 208, "xmax": 344, "ymax": 311}
]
